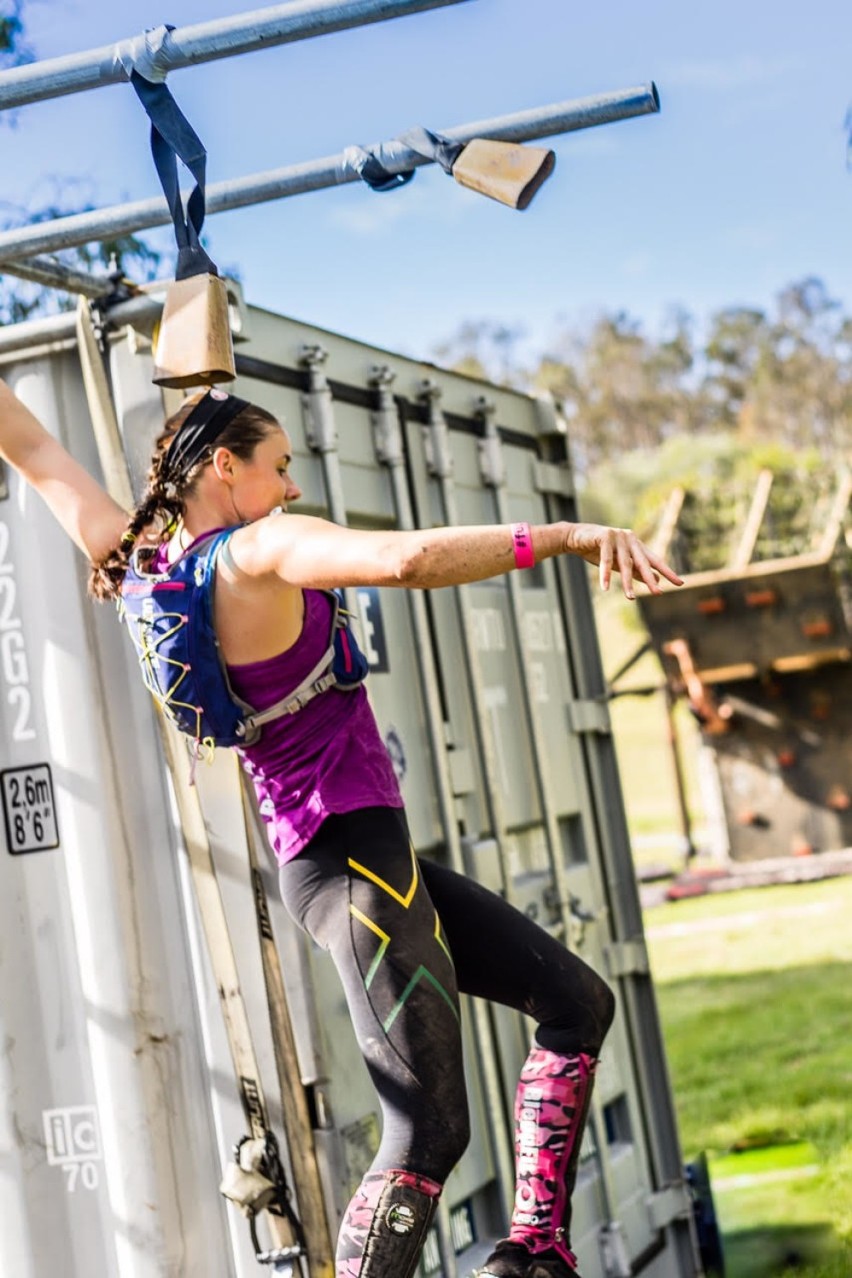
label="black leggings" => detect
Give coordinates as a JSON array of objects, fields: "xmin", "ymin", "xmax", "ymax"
[{"xmin": 278, "ymin": 806, "xmax": 614, "ymax": 1185}]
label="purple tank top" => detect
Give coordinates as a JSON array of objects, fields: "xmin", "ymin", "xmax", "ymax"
[{"xmin": 149, "ymin": 534, "xmax": 403, "ymax": 863}]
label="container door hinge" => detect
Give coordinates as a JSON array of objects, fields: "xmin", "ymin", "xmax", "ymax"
[
  {"xmin": 646, "ymin": 1181, "xmax": 694, "ymax": 1230},
  {"xmin": 566, "ymin": 699, "xmax": 611, "ymax": 735},
  {"xmin": 533, "ymin": 459, "xmax": 575, "ymax": 499},
  {"xmin": 603, "ymin": 939, "xmax": 650, "ymax": 978}
]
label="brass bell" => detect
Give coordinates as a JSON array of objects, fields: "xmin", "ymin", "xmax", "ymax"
[
  {"xmin": 152, "ymin": 272, "xmax": 236, "ymax": 389},
  {"xmin": 451, "ymin": 138, "xmax": 556, "ymax": 210}
]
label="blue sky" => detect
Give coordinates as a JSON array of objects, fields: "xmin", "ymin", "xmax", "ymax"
[{"xmin": 4, "ymin": 0, "xmax": 852, "ymax": 360}]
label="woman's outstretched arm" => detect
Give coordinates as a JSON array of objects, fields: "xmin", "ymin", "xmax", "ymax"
[
  {"xmin": 233, "ymin": 512, "xmax": 682, "ymax": 600},
  {"xmin": 0, "ymin": 379, "xmax": 128, "ymax": 562}
]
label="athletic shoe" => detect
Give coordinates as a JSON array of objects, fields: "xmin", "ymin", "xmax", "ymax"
[{"xmin": 476, "ymin": 1239, "xmax": 581, "ymax": 1278}]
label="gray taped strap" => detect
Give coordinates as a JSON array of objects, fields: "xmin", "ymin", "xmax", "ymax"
[
  {"xmin": 340, "ymin": 144, "xmax": 374, "ymax": 179},
  {"xmin": 113, "ymin": 24, "xmax": 174, "ymax": 83},
  {"xmin": 340, "ymin": 130, "xmax": 465, "ymax": 193},
  {"xmin": 340, "ymin": 139, "xmax": 417, "ymax": 188}
]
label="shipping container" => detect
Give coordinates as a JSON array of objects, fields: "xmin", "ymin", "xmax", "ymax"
[{"xmin": 0, "ymin": 296, "xmax": 701, "ymax": 1277}]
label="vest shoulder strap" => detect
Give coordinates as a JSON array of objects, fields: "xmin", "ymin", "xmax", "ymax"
[{"xmin": 241, "ymin": 592, "xmax": 340, "ymax": 732}]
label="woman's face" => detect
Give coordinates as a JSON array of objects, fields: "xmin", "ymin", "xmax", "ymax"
[{"xmin": 223, "ymin": 426, "xmax": 303, "ymax": 522}]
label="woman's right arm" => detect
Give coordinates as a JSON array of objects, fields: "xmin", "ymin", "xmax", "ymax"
[{"xmin": 0, "ymin": 379, "xmax": 128, "ymax": 562}]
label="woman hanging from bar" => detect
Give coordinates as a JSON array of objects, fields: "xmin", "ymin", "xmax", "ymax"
[{"xmin": 0, "ymin": 380, "xmax": 682, "ymax": 1278}]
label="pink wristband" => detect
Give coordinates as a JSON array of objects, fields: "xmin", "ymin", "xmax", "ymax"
[{"xmin": 511, "ymin": 522, "xmax": 535, "ymax": 569}]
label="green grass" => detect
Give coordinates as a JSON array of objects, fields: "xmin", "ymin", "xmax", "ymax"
[
  {"xmin": 645, "ymin": 879, "xmax": 852, "ymax": 1277},
  {"xmin": 594, "ymin": 593, "xmax": 708, "ymax": 871},
  {"xmin": 643, "ymin": 878, "xmax": 852, "ymax": 981},
  {"xmin": 595, "ymin": 593, "xmax": 852, "ymax": 1273}
]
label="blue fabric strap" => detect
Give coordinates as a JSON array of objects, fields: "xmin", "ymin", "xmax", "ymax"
[{"xmin": 130, "ymin": 64, "xmax": 217, "ymax": 280}]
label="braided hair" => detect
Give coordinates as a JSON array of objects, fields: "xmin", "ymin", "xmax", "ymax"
[{"xmin": 88, "ymin": 393, "xmax": 279, "ymax": 601}]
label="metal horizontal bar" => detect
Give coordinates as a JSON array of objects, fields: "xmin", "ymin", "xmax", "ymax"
[
  {"xmin": 0, "ymin": 84, "xmax": 659, "ymax": 263},
  {"xmin": 0, "ymin": 293, "xmax": 165, "ymax": 359},
  {"xmin": 0, "ymin": 311, "xmax": 78, "ymax": 357},
  {"xmin": 0, "ymin": 0, "xmax": 471, "ymax": 112},
  {"xmin": 4, "ymin": 254, "xmax": 116, "ymax": 298}
]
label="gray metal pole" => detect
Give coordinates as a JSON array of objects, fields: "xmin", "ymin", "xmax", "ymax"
[
  {"xmin": 0, "ymin": 310, "xmax": 77, "ymax": 357},
  {"xmin": 0, "ymin": 85, "xmax": 659, "ymax": 265},
  {"xmin": 3, "ymin": 253, "xmax": 116, "ymax": 298},
  {"xmin": 0, "ymin": 295, "xmax": 166, "ymax": 361},
  {"xmin": 0, "ymin": 0, "xmax": 472, "ymax": 112}
]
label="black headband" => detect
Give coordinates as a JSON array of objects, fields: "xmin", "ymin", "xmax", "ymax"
[{"xmin": 164, "ymin": 389, "xmax": 250, "ymax": 483}]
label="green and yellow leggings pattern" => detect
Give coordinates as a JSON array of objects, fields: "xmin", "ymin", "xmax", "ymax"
[{"xmin": 347, "ymin": 840, "xmax": 460, "ymax": 1041}]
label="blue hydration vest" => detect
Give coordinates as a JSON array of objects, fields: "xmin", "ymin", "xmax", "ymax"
[{"xmin": 119, "ymin": 527, "xmax": 369, "ymax": 748}]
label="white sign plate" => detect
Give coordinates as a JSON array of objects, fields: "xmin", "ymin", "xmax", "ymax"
[{"xmin": 1, "ymin": 763, "xmax": 60, "ymax": 854}]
